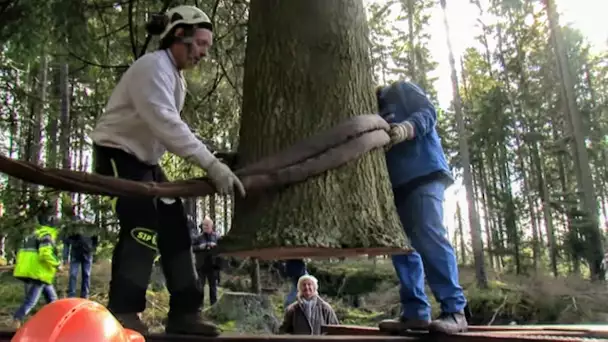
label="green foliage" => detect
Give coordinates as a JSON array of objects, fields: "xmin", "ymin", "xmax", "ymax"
[{"xmin": 368, "ymin": 0, "xmax": 438, "ymax": 99}]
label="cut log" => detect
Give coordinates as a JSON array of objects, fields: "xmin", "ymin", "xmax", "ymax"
[
  {"xmin": 206, "ymin": 291, "xmax": 280, "ymax": 334},
  {"xmin": 222, "ymin": 0, "xmax": 409, "ymax": 260}
]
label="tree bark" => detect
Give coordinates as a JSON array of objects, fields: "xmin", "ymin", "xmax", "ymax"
[
  {"xmin": 545, "ymin": 0, "xmax": 604, "ymax": 279},
  {"xmin": 227, "ymin": 0, "xmax": 406, "ymax": 260},
  {"xmin": 440, "ymin": 0, "xmax": 487, "ymax": 288}
]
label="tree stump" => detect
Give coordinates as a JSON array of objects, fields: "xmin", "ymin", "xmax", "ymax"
[
  {"xmin": 206, "ymin": 291, "xmax": 280, "ymax": 334},
  {"xmin": 222, "ymin": 0, "xmax": 409, "ymax": 260}
]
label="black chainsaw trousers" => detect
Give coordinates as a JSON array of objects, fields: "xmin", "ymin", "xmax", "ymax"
[{"xmin": 93, "ymin": 144, "xmax": 203, "ymax": 315}]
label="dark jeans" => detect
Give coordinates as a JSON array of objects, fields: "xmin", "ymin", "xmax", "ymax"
[
  {"xmin": 94, "ymin": 144, "xmax": 203, "ymax": 315},
  {"xmin": 14, "ymin": 280, "xmax": 57, "ymax": 320},
  {"xmin": 67, "ymin": 255, "xmax": 93, "ymax": 298},
  {"xmin": 199, "ymin": 270, "xmax": 218, "ymax": 307}
]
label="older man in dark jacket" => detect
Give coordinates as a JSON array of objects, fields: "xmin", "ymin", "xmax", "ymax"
[
  {"xmin": 279, "ymin": 274, "xmax": 339, "ymax": 335},
  {"xmin": 193, "ymin": 217, "xmax": 221, "ymax": 307}
]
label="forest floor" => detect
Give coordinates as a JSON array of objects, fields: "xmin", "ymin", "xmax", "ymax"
[{"xmin": 0, "ymin": 259, "xmax": 607, "ymax": 333}]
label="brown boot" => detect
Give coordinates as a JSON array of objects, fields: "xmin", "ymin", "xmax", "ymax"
[
  {"xmin": 165, "ymin": 312, "xmax": 220, "ymax": 336},
  {"xmin": 379, "ymin": 316, "xmax": 430, "ymax": 334},
  {"xmin": 429, "ymin": 312, "xmax": 468, "ymax": 334},
  {"xmin": 114, "ymin": 313, "xmax": 149, "ymax": 335}
]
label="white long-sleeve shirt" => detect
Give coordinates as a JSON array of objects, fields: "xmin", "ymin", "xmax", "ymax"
[{"xmin": 90, "ymin": 50, "xmax": 216, "ymax": 168}]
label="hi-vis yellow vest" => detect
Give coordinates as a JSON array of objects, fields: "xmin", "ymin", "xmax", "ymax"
[{"xmin": 13, "ymin": 225, "xmax": 60, "ymax": 284}]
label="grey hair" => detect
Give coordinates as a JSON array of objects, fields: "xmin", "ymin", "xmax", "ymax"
[{"xmin": 297, "ymin": 274, "xmax": 319, "ymax": 297}]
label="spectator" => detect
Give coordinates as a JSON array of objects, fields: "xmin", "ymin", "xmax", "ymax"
[
  {"xmin": 65, "ymin": 227, "xmax": 98, "ymax": 299},
  {"xmin": 193, "ymin": 217, "xmax": 222, "ymax": 307},
  {"xmin": 11, "ymin": 204, "xmax": 61, "ymax": 328},
  {"xmin": 283, "ymin": 259, "xmax": 307, "ymax": 309},
  {"xmin": 279, "ymin": 274, "xmax": 339, "ymax": 335}
]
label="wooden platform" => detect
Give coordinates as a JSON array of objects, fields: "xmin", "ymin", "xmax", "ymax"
[
  {"xmin": 2, "ymin": 324, "xmax": 607, "ymax": 341},
  {"xmin": 322, "ymin": 324, "xmax": 608, "ymax": 341},
  {"xmin": 0, "ymin": 331, "xmax": 414, "ymax": 342}
]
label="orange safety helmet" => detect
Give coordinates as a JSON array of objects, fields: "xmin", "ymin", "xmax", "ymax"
[{"xmin": 11, "ymin": 298, "xmax": 144, "ymax": 342}]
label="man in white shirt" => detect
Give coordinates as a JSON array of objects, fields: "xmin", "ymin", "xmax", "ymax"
[{"xmin": 90, "ymin": 5, "xmax": 244, "ymax": 337}]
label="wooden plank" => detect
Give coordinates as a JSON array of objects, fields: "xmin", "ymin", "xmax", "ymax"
[
  {"xmin": 0, "ymin": 330, "xmax": 417, "ymax": 342},
  {"xmin": 321, "ymin": 325, "xmax": 382, "ymax": 336},
  {"xmin": 3, "ymin": 328, "xmax": 604, "ymax": 342},
  {"xmin": 469, "ymin": 325, "xmax": 608, "ymax": 333},
  {"xmin": 321, "ymin": 324, "xmax": 608, "ymax": 340},
  {"xmin": 1, "ymin": 332, "xmax": 597, "ymax": 342},
  {"xmin": 322, "ymin": 323, "xmax": 608, "ymax": 334}
]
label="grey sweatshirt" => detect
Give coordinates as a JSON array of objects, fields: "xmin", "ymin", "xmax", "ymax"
[{"xmin": 90, "ymin": 49, "xmax": 216, "ymax": 168}]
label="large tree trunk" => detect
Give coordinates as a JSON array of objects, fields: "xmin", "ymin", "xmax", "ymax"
[
  {"xmin": 544, "ymin": 0, "xmax": 604, "ymax": 280},
  {"xmin": 226, "ymin": 0, "xmax": 406, "ymax": 259}
]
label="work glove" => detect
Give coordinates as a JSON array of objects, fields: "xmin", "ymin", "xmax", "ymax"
[
  {"xmin": 386, "ymin": 122, "xmax": 415, "ymax": 150},
  {"xmin": 206, "ymin": 158, "xmax": 247, "ymax": 197}
]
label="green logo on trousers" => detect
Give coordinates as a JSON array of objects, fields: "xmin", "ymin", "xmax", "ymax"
[{"xmin": 131, "ymin": 227, "xmax": 158, "ymax": 251}]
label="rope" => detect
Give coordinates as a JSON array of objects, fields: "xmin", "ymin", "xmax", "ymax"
[{"xmin": 0, "ymin": 114, "xmax": 390, "ymax": 198}]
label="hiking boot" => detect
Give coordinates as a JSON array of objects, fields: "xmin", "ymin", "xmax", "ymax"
[
  {"xmin": 379, "ymin": 316, "xmax": 430, "ymax": 334},
  {"xmin": 165, "ymin": 312, "xmax": 220, "ymax": 336},
  {"xmin": 114, "ymin": 313, "xmax": 149, "ymax": 335},
  {"xmin": 429, "ymin": 311, "xmax": 468, "ymax": 334}
]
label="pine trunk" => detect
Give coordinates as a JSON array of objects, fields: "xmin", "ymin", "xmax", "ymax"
[{"xmin": 226, "ymin": 0, "xmax": 406, "ymax": 260}]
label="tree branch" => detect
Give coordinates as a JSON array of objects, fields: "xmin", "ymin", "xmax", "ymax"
[
  {"xmin": 191, "ymin": 64, "xmax": 224, "ymax": 113},
  {"xmin": 138, "ymin": 0, "xmax": 174, "ymax": 58},
  {"xmin": 64, "ymin": 50, "xmax": 129, "ymax": 69},
  {"xmin": 128, "ymin": 0, "xmax": 138, "ymax": 61}
]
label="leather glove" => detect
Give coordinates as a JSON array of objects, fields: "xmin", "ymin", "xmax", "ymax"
[
  {"xmin": 206, "ymin": 159, "xmax": 247, "ymax": 197},
  {"xmin": 386, "ymin": 122, "xmax": 415, "ymax": 149}
]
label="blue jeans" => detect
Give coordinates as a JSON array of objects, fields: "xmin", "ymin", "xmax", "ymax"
[
  {"xmin": 391, "ymin": 181, "xmax": 467, "ymax": 321},
  {"xmin": 14, "ymin": 280, "xmax": 57, "ymax": 320},
  {"xmin": 67, "ymin": 256, "xmax": 93, "ymax": 298}
]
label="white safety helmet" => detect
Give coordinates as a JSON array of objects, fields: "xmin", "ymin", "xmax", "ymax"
[{"xmin": 159, "ymin": 5, "xmax": 212, "ymax": 40}]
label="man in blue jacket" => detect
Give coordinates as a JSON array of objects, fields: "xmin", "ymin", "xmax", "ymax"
[
  {"xmin": 376, "ymin": 81, "xmax": 468, "ymax": 334},
  {"xmin": 64, "ymin": 230, "xmax": 98, "ymax": 299}
]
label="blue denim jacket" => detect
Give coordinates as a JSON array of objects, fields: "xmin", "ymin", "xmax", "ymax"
[{"xmin": 377, "ymin": 81, "xmax": 453, "ymax": 188}]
